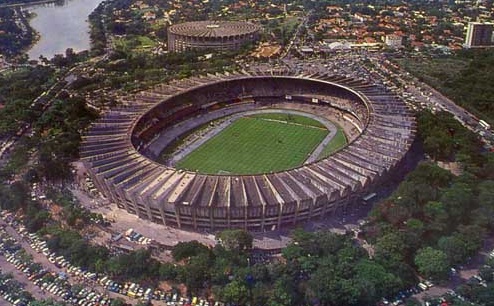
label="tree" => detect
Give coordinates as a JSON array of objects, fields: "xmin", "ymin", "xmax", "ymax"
[
  {"xmin": 422, "ymin": 128, "xmax": 455, "ymax": 160},
  {"xmin": 414, "ymin": 247, "xmax": 449, "ymax": 281},
  {"xmin": 354, "ymin": 259, "xmax": 402, "ymax": 304},
  {"xmin": 440, "ymin": 182, "xmax": 474, "ymax": 224},
  {"xmin": 473, "ymin": 180, "xmax": 494, "ymax": 227},
  {"xmin": 217, "ymin": 229, "xmax": 253, "ymax": 252},
  {"xmin": 437, "ymin": 235, "xmax": 469, "ymax": 265},
  {"xmin": 171, "ymin": 240, "xmax": 210, "ymax": 261},
  {"xmin": 268, "ymin": 278, "xmax": 296, "ymax": 306},
  {"xmin": 219, "ymin": 280, "xmax": 249, "ymax": 305},
  {"xmin": 423, "ymin": 201, "xmax": 449, "ymax": 234},
  {"xmin": 110, "ymin": 298, "xmax": 126, "ymax": 306},
  {"xmin": 180, "ymin": 252, "xmax": 212, "ymax": 294},
  {"xmin": 159, "ymin": 262, "xmax": 178, "ymax": 280},
  {"xmin": 374, "ymin": 232, "xmax": 407, "ymax": 263}
]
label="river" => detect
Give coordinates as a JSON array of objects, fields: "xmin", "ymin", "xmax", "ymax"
[{"xmin": 26, "ymin": 0, "xmax": 104, "ymax": 60}]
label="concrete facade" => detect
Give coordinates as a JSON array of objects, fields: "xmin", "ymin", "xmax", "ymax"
[
  {"xmin": 80, "ymin": 71, "xmax": 416, "ymax": 232},
  {"xmin": 167, "ymin": 21, "xmax": 260, "ymax": 52}
]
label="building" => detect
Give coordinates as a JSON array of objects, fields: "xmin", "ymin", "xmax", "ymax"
[
  {"xmin": 384, "ymin": 34, "xmax": 403, "ymax": 48},
  {"xmin": 80, "ymin": 71, "xmax": 416, "ymax": 232},
  {"xmin": 167, "ymin": 21, "xmax": 260, "ymax": 52},
  {"xmin": 464, "ymin": 22, "xmax": 494, "ymax": 48}
]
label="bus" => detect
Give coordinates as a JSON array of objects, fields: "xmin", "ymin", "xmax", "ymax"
[
  {"xmin": 362, "ymin": 193, "xmax": 377, "ymax": 204},
  {"xmin": 479, "ymin": 119, "xmax": 491, "ymax": 130}
]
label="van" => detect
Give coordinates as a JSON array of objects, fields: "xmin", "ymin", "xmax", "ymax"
[
  {"xmin": 424, "ymin": 280, "xmax": 434, "ymax": 288},
  {"xmin": 99, "ymin": 276, "xmax": 108, "ymax": 285},
  {"xmin": 128, "ymin": 283, "xmax": 136, "ymax": 292}
]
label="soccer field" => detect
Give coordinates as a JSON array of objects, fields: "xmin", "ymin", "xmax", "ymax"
[{"xmin": 175, "ymin": 114, "xmax": 329, "ymax": 174}]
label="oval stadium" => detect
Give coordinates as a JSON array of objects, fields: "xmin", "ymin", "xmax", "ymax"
[
  {"xmin": 80, "ymin": 70, "xmax": 416, "ymax": 231},
  {"xmin": 167, "ymin": 21, "xmax": 260, "ymax": 52}
]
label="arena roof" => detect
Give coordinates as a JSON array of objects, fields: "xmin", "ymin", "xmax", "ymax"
[
  {"xmin": 80, "ymin": 69, "xmax": 416, "ymax": 231},
  {"xmin": 168, "ymin": 21, "xmax": 260, "ymax": 38}
]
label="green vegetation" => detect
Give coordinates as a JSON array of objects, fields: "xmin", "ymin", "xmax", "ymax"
[
  {"xmin": 0, "ymin": 66, "xmax": 56, "ymax": 137},
  {"xmin": 0, "ymin": 66, "xmax": 97, "ymax": 182},
  {"xmin": 397, "ymin": 50, "xmax": 494, "ymax": 124},
  {"xmin": 417, "ymin": 110, "xmax": 484, "ymax": 166},
  {"xmin": 0, "ymin": 7, "xmax": 34, "ymax": 58},
  {"xmin": 261, "ymin": 16, "xmax": 301, "ymax": 45},
  {"xmin": 364, "ymin": 110, "xmax": 494, "ymax": 287},
  {"xmin": 318, "ymin": 125, "xmax": 347, "ymax": 159},
  {"xmin": 114, "ymin": 35, "xmax": 156, "ymax": 53},
  {"xmin": 396, "ymin": 57, "xmax": 469, "ymax": 90},
  {"xmin": 176, "ymin": 114, "xmax": 328, "ymax": 174}
]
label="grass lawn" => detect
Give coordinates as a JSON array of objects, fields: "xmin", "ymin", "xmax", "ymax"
[
  {"xmin": 176, "ymin": 114, "xmax": 328, "ymax": 174},
  {"xmin": 114, "ymin": 35, "xmax": 156, "ymax": 52},
  {"xmin": 317, "ymin": 126, "xmax": 347, "ymax": 159}
]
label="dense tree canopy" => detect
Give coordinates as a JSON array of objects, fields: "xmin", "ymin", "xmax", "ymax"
[{"xmin": 414, "ymin": 247, "xmax": 449, "ymax": 281}]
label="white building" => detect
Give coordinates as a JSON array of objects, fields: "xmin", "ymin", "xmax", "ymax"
[{"xmin": 384, "ymin": 34, "xmax": 403, "ymax": 48}]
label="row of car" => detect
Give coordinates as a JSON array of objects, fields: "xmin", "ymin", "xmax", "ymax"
[
  {"xmin": 124, "ymin": 228, "xmax": 152, "ymax": 245},
  {"xmin": 21, "ymin": 230, "xmax": 114, "ymax": 306},
  {"xmin": 1, "ymin": 211, "xmax": 116, "ymax": 306},
  {"xmin": 22, "ymin": 220, "xmax": 218, "ymax": 306},
  {"xmin": 380, "ymin": 280, "xmax": 434, "ymax": 306},
  {"xmin": 1, "ymin": 227, "xmax": 77, "ymax": 304},
  {"xmin": 96, "ymin": 275, "xmax": 219, "ymax": 306},
  {"xmin": 0, "ymin": 270, "xmax": 32, "ymax": 306},
  {"xmin": 0, "ymin": 227, "xmax": 35, "ymax": 306},
  {"xmin": 2, "ymin": 209, "xmax": 223, "ymax": 306}
]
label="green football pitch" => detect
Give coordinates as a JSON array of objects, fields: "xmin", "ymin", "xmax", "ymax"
[{"xmin": 175, "ymin": 114, "xmax": 329, "ymax": 174}]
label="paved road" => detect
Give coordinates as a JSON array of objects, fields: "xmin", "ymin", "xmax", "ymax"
[
  {"xmin": 0, "ymin": 218, "xmax": 140, "ymax": 305},
  {"xmin": 0, "ymin": 255, "xmax": 54, "ymax": 301},
  {"xmin": 412, "ymin": 236, "xmax": 494, "ymax": 302}
]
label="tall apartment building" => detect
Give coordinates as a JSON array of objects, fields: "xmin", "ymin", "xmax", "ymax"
[{"xmin": 464, "ymin": 22, "xmax": 494, "ymax": 48}]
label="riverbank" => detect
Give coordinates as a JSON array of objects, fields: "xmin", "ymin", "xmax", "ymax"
[
  {"xmin": 26, "ymin": 0, "xmax": 105, "ymax": 60},
  {"xmin": 20, "ymin": 8, "xmax": 40, "ymax": 59},
  {"xmin": 0, "ymin": 7, "xmax": 37, "ymax": 59}
]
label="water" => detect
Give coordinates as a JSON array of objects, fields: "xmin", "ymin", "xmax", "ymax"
[{"xmin": 26, "ymin": 0, "xmax": 104, "ymax": 60}]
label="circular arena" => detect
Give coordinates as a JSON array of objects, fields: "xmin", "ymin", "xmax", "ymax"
[
  {"xmin": 167, "ymin": 21, "xmax": 260, "ymax": 52},
  {"xmin": 80, "ymin": 71, "xmax": 416, "ymax": 231}
]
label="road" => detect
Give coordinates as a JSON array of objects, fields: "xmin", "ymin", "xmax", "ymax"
[
  {"xmin": 0, "ymin": 218, "xmax": 144, "ymax": 305},
  {"xmin": 0, "ymin": 255, "xmax": 55, "ymax": 301}
]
